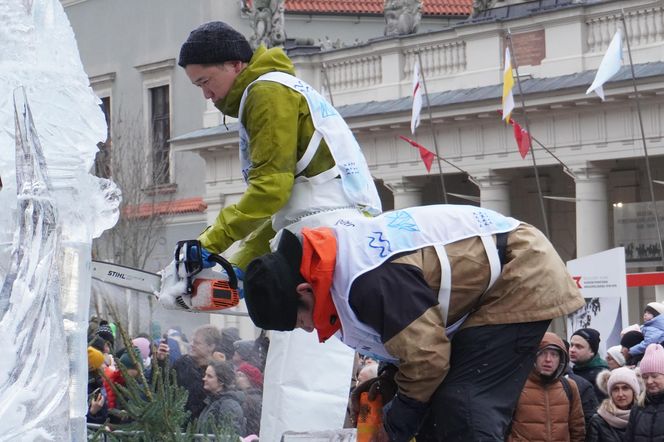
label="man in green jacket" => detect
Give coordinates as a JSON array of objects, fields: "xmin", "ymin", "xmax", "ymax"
[
  {"xmin": 177, "ymin": 21, "xmax": 382, "ymax": 438},
  {"xmin": 178, "ymin": 21, "xmax": 380, "ymax": 270}
]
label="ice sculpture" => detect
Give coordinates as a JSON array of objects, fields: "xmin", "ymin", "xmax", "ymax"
[{"xmin": 0, "ymin": 1, "xmax": 120, "ymax": 440}]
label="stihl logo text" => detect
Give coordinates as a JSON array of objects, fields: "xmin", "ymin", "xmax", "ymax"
[{"xmin": 108, "ymin": 270, "xmax": 126, "ymax": 279}]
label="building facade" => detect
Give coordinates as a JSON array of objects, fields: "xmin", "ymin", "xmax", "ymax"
[
  {"xmin": 65, "ymin": 0, "xmax": 664, "ymax": 335},
  {"xmin": 172, "ymin": 0, "xmax": 664, "ymax": 329}
]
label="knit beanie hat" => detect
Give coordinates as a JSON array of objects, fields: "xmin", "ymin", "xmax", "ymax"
[
  {"xmin": 119, "ymin": 347, "xmax": 142, "ymax": 370},
  {"xmin": 572, "ymin": 328, "xmax": 601, "ymax": 355},
  {"xmin": 132, "ymin": 337, "xmax": 151, "ymax": 360},
  {"xmin": 96, "ymin": 323, "xmax": 115, "ymax": 348},
  {"xmin": 607, "ymin": 366, "xmax": 641, "ymax": 396},
  {"xmin": 234, "ymin": 340, "xmax": 256, "ymax": 363},
  {"xmin": 645, "ymin": 302, "xmax": 664, "ymax": 317},
  {"xmin": 620, "ymin": 330, "xmax": 644, "ymax": 349},
  {"xmin": 178, "ymin": 21, "xmax": 253, "ymax": 68},
  {"xmin": 639, "ymin": 343, "xmax": 664, "ymax": 375},
  {"xmin": 238, "ymin": 362, "xmax": 264, "ymax": 389},
  {"xmin": 606, "ymin": 345, "xmax": 626, "ymax": 367},
  {"xmin": 88, "ymin": 347, "xmax": 104, "ymax": 371},
  {"xmin": 245, "ymin": 229, "xmax": 304, "ymax": 331}
]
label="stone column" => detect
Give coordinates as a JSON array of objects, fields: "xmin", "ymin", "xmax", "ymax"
[
  {"xmin": 476, "ymin": 172, "xmax": 512, "ymax": 216},
  {"xmin": 573, "ymin": 165, "xmax": 610, "ymax": 257},
  {"xmin": 385, "ymin": 179, "xmax": 423, "ymax": 209}
]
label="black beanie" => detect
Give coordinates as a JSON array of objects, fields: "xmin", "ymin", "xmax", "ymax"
[
  {"xmin": 572, "ymin": 328, "xmax": 601, "ymax": 355},
  {"xmin": 178, "ymin": 21, "xmax": 254, "ymax": 67},
  {"xmin": 621, "ymin": 330, "xmax": 645, "ymax": 349},
  {"xmin": 244, "ymin": 230, "xmax": 304, "ymax": 331}
]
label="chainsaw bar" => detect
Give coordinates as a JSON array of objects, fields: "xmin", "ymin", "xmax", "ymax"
[{"xmin": 91, "ymin": 260, "xmax": 161, "ymax": 295}]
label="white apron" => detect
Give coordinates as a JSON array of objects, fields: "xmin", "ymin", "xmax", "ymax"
[{"xmin": 237, "ymin": 72, "xmax": 382, "ymax": 441}]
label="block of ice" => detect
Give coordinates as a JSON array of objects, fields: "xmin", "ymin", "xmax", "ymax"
[{"xmin": 0, "ymin": 1, "xmax": 121, "ymax": 440}]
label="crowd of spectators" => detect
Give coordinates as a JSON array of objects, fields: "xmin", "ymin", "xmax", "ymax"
[{"xmin": 86, "ymin": 319, "xmax": 267, "ymax": 438}]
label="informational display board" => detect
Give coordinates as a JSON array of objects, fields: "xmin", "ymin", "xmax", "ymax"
[
  {"xmin": 566, "ymin": 247, "xmax": 629, "ymax": 355},
  {"xmin": 614, "ymin": 201, "xmax": 664, "ymax": 268}
]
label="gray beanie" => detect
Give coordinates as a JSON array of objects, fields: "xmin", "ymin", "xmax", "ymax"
[{"xmin": 178, "ymin": 21, "xmax": 253, "ymax": 67}]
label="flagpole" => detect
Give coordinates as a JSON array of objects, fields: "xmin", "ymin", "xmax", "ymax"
[
  {"xmin": 416, "ymin": 49, "xmax": 448, "ymax": 204},
  {"xmin": 506, "ymin": 30, "xmax": 550, "ymax": 238},
  {"xmin": 620, "ymin": 10, "xmax": 664, "ymax": 267},
  {"xmin": 502, "ymin": 112, "xmax": 576, "ymax": 178}
]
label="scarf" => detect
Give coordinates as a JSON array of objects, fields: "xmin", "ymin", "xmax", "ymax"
[{"xmin": 597, "ymin": 401, "xmax": 631, "ymax": 429}]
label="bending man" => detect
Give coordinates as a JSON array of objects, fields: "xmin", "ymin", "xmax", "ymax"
[{"xmin": 243, "ymin": 205, "xmax": 585, "ymax": 441}]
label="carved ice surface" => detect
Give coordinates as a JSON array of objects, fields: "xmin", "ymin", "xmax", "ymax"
[{"xmin": 0, "ymin": 1, "xmax": 121, "ymax": 440}]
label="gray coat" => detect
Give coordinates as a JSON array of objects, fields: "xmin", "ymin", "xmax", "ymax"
[{"xmin": 196, "ymin": 390, "xmax": 246, "ymax": 436}]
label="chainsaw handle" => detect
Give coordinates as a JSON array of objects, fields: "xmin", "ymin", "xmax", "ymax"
[{"xmin": 206, "ymin": 254, "xmax": 239, "ymax": 289}]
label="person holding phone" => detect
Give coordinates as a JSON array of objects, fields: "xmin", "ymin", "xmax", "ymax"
[{"xmin": 87, "ymin": 346, "xmax": 108, "ymax": 424}]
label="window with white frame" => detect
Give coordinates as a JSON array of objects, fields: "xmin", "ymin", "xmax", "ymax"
[
  {"xmin": 135, "ymin": 59, "xmax": 175, "ymax": 188},
  {"xmin": 150, "ymin": 85, "xmax": 170, "ymax": 185}
]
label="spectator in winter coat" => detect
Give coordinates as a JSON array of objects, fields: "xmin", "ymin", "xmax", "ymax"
[
  {"xmin": 565, "ymin": 367, "xmax": 600, "ymax": 432},
  {"xmin": 570, "ymin": 328, "xmax": 609, "ymax": 401},
  {"xmin": 563, "ymin": 338, "xmax": 600, "ymax": 429},
  {"xmin": 87, "ymin": 346, "xmax": 108, "ymax": 425},
  {"xmin": 508, "ymin": 332, "xmax": 585, "ymax": 442},
  {"xmin": 235, "ymin": 362, "xmax": 263, "ymax": 437},
  {"xmin": 197, "ymin": 360, "xmax": 246, "ymax": 436},
  {"xmin": 627, "ymin": 303, "xmax": 664, "ymax": 360},
  {"xmin": 232, "ymin": 339, "xmax": 261, "ymax": 368},
  {"xmin": 606, "ymin": 345, "xmax": 627, "ymax": 370},
  {"xmin": 587, "ymin": 367, "xmax": 642, "ymax": 442},
  {"xmin": 624, "ymin": 343, "xmax": 664, "ymax": 441},
  {"xmin": 157, "ymin": 325, "xmax": 221, "ymax": 421},
  {"xmin": 243, "ymin": 205, "xmax": 585, "ymax": 441},
  {"xmin": 620, "ymin": 331, "xmax": 645, "ymax": 367}
]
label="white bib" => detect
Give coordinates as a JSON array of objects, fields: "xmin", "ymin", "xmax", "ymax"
[
  {"xmin": 328, "ymin": 205, "xmax": 520, "ymax": 362},
  {"xmin": 238, "ymin": 72, "xmax": 381, "ymax": 230}
]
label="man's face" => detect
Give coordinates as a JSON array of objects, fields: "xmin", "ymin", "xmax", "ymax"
[
  {"xmin": 295, "ymin": 305, "xmax": 315, "ymax": 333},
  {"xmin": 569, "ymin": 335, "xmax": 594, "ymax": 364},
  {"xmin": 185, "ymin": 62, "xmax": 242, "ymax": 103},
  {"xmin": 295, "ymin": 285, "xmax": 315, "ymax": 333},
  {"xmin": 190, "ymin": 332, "xmax": 215, "ymax": 365},
  {"xmin": 535, "ymin": 348, "xmax": 561, "ymax": 376}
]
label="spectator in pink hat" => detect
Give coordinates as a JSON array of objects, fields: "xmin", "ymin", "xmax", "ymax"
[
  {"xmin": 624, "ymin": 343, "xmax": 664, "ymax": 441},
  {"xmin": 587, "ymin": 367, "xmax": 641, "ymax": 441}
]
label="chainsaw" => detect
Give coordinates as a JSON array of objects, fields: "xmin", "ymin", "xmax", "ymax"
[{"xmin": 91, "ymin": 240, "xmax": 241, "ymax": 313}]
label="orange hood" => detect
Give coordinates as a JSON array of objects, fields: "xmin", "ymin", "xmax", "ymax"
[{"xmin": 300, "ymin": 227, "xmax": 341, "ymax": 343}]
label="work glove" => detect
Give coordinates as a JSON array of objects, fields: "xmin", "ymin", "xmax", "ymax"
[
  {"xmin": 350, "ymin": 363, "xmax": 398, "ymax": 425},
  {"xmin": 200, "ymin": 247, "xmax": 216, "ymax": 269}
]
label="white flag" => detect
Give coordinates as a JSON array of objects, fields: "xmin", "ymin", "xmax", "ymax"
[
  {"xmin": 502, "ymin": 47, "xmax": 515, "ymax": 123},
  {"xmin": 411, "ymin": 60, "xmax": 423, "ymax": 134},
  {"xmin": 586, "ymin": 29, "xmax": 623, "ymax": 101}
]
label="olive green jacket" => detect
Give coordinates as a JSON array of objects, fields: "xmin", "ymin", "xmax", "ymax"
[{"xmin": 199, "ymin": 45, "xmax": 335, "ymax": 270}]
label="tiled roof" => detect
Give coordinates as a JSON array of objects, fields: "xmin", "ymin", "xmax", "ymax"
[
  {"xmin": 285, "ymin": 0, "xmax": 472, "ymax": 16},
  {"xmin": 124, "ymin": 197, "xmax": 207, "ymax": 219}
]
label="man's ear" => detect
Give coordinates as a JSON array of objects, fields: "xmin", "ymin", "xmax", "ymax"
[{"xmin": 295, "ymin": 283, "xmax": 314, "ymax": 306}]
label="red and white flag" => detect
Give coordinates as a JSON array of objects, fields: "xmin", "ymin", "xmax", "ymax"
[
  {"xmin": 512, "ymin": 121, "xmax": 531, "ymax": 159},
  {"xmin": 411, "ymin": 60, "xmax": 423, "ymax": 134},
  {"xmin": 399, "ymin": 135, "xmax": 434, "ymax": 172}
]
